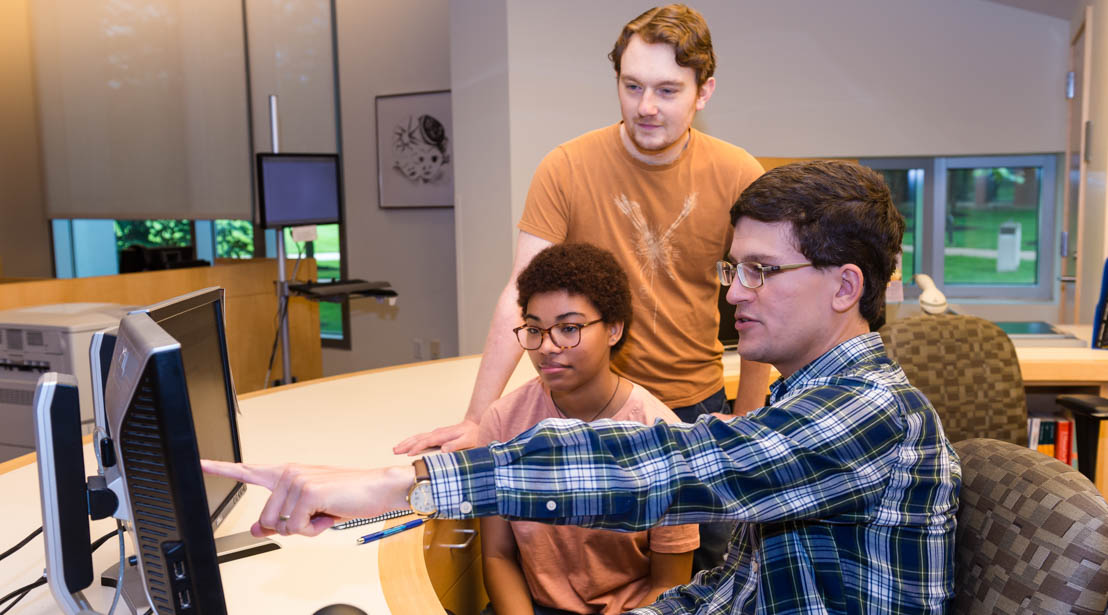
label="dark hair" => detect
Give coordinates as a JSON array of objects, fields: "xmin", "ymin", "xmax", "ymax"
[
  {"xmin": 609, "ymin": 4, "xmax": 716, "ymax": 87},
  {"xmin": 517, "ymin": 243, "xmax": 633, "ymax": 353},
  {"xmin": 729, "ymin": 160, "xmax": 904, "ymax": 330}
]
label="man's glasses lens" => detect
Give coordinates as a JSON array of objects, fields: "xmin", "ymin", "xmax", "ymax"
[
  {"xmin": 716, "ymin": 261, "xmax": 766, "ymax": 289},
  {"xmin": 716, "ymin": 261, "xmax": 737, "ymax": 286}
]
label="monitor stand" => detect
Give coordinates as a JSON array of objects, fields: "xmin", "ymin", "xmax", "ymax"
[{"xmin": 101, "ymin": 532, "xmax": 279, "ymax": 613}]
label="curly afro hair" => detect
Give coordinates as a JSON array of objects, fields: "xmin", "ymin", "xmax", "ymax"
[{"xmin": 516, "ymin": 243, "xmax": 633, "ymax": 353}]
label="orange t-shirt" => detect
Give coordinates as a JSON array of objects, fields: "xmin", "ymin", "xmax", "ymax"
[
  {"xmin": 478, "ymin": 378, "xmax": 699, "ymax": 614},
  {"xmin": 518, "ymin": 124, "xmax": 763, "ymax": 407}
]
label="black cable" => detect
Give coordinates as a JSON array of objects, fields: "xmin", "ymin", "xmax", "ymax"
[
  {"xmin": 0, "ymin": 527, "xmax": 41, "ymax": 563},
  {"xmin": 0, "ymin": 575, "xmax": 46, "ymax": 611},
  {"xmin": 0, "ymin": 528, "xmax": 116, "ymax": 610},
  {"xmin": 91, "ymin": 528, "xmax": 120, "ymax": 553},
  {"xmin": 0, "ymin": 588, "xmax": 34, "ymax": 615}
]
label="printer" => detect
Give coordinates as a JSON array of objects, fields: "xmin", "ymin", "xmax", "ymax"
[{"xmin": 0, "ymin": 302, "xmax": 130, "ymax": 462}]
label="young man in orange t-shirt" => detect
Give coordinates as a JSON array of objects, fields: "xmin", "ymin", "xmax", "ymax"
[
  {"xmin": 395, "ymin": 3, "xmax": 769, "ymax": 469},
  {"xmin": 396, "ymin": 5, "xmax": 768, "ymax": 573}
]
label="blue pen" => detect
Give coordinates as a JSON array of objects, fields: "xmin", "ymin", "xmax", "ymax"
[{"xmin": 354, "ymin": 518, "xmax": 426, "ymax": 545}]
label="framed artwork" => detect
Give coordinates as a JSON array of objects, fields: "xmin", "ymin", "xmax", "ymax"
[{"xmin": 375, "ymin": 89, "xmax": 453, "ymax": 208}]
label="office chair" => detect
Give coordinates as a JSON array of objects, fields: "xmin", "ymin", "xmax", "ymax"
[
  {"xmin": 879, "ymin": 313, "xmax": 1027, "ymax": 445},
  {"xmin": 951, "ymin": 438, "xmax": 1108, "ymax": 615}
]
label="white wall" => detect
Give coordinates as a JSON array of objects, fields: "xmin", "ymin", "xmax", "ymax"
[
  {"xmin": 451, "ymin": 0, "xmax": 514, "ymax": 354},
  {"xmin": 453, "ymin": 0, "xmax": 1072, "ymax": 350},
  {"xmin": 1075, "ymin": 1, "xmax": 1108, "ymax": 323},
  {"xmin": 324, "ymin": 0, "xmax": 459, "ymax": 374}
]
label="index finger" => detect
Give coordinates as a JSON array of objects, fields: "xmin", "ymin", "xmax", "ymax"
[{"xmin": 200, "ymin": 459, "xmax": 283, "ymax": 490}]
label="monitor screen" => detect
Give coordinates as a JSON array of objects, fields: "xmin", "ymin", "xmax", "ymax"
[
  {"xmin": 257, "ymin": 153, "xmax": 342, "ymax": 228},
  {"xmin": 146, "ymin": 288, "xmax": 243, "ymax": 528}
]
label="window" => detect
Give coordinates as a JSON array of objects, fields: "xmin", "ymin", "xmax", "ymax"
[
  {"xmin": 265, "ymin": 224, "xmax": 348, "ymax": 344},
  {"xmin": 861, "ymin": 155, "xmax": 1057, "ymax": 300},
  {"xmin": 53, "ymin": 219, "xmax": 254, "ymax": 279},
  {"xmin": 311, "ymin": 224, "xmax": 344, "ymax": 341},
  {"xmin": 53, "ymin": 219, "xmax": 348, "ymax": 344}
]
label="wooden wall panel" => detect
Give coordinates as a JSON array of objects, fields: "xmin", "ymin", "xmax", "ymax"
[{"xmin": 0, "ymin": 259, "xmax": 320, "ymax": 393}]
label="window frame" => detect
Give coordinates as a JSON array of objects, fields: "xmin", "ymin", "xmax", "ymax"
[{"xmin": 862, "ymin": 154, "xmax": 1058, "ymax": 301}]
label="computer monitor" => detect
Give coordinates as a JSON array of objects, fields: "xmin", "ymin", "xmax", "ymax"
[
  {"xmin": 104, "ymin": 308, "xmax": 227, "ymax": 614},
  {"xmin": 143, "ymin": 288, "xmax": 245, "ymax": 528},
  {"xmin": 256, "ymin": 153, "xmax": 343, "ymax": 228}
]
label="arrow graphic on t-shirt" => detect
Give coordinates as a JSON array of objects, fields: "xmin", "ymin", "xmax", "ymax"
[{"xmin": 614, "ymin": 192, "xmax": 698, "ymax": 329}]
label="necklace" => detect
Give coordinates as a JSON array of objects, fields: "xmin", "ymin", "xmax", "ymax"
[{"xmin": 552, "ymin": 376, "xmax": 622, "ymax": 423}]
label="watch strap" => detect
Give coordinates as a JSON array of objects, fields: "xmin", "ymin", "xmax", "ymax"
[{"xmin": 412, "ymin": 458, "xmax": 430, "ymax": 482}]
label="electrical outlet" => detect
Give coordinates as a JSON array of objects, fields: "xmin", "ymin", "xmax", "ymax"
[
  {"xmin": 412, "ymin": 338, "xmax": 424, "ymax": 361},
  {"xmin": 429, "ymin": 339, "xmax": 441, "ymax": 360}
]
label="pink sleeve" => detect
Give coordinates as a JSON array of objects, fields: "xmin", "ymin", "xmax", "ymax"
[{"xmin": 477, "ymin": 404, "xmax": 503, "ymax": 447}]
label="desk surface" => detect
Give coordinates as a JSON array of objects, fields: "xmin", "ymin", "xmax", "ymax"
[
  {"xmin": 0, "ymin": 354, "xmax": 537, "ymax": 615},
  {"xmin": 721, "ymin": 324, "xmax": 1107, "ymax": 393},
  {"xmin": 3, "ymin": 327, "xmax": 1106, "ymax": 613}
]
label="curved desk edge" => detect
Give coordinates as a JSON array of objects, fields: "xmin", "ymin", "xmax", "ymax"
[{"xmin": 379, "ymin": 518, "xmax": 446, "ymax": 614}]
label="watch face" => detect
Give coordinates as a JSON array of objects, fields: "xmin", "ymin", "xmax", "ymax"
[{"xmin": 410, "ymin": 481, "xmax": 436, "ymax": 515}]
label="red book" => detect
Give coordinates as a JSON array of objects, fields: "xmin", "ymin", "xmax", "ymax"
[{"xmin": 1055, "ymin": 420, "xmax": 1072, "ymax": 465}]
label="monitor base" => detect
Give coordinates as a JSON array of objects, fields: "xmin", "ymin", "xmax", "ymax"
[{"xmin": 101, "ymin": 532, "xmax": 280, "ymax": 612}]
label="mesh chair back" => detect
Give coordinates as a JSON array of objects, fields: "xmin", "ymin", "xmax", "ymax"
[
  {"xmin": 879, "ymin": 313, "xmax": 1027, "ymax": 444},
  {"xmin": 952, "ymin": 438, "xmax": 1108, "ymax": 614}
]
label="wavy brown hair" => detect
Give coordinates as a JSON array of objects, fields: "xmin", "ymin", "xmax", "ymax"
[{"xmin": 609, "ymin": 4, "xmax": 716, "ymax": 87}]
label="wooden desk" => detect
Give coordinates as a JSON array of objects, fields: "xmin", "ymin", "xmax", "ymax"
[
  {"xmin": 0, "ymin": 355, "xmax": 536, "ymax": 615},
  {"xmin": 3, "ymin": 330, "xmax": 1104, "ymax": 613},
  {"xmin": 0, "ymin": 259, "xmax": 321, "ymax": 395},
  {"xmin": 721, "ymin": 325, "xmax": 1108, "ymax": 396},
  {"xmin": 723, "ymin": 324, "xmax": 1108, "ymax": 492}
]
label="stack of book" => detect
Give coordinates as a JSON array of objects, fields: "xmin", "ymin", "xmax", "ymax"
[{"xmin": 1028, "ymin": 416, "xmax": 1077, "ymax": 467}]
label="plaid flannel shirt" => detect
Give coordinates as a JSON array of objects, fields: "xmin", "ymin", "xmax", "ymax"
[{"xmin": 425, "ymin": 333, "xmax": 961, "ymax": 614}]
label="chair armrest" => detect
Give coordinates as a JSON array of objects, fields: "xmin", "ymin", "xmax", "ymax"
[{"xmin": 1057, "ymin": 394, "xmax": 1108, "ymax": 419}]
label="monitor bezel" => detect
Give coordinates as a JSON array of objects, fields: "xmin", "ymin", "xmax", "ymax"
[
  {"xmin": 256, "ymin": 152, "xmax": 344, "ymax": 229},
  {"xmin": 137, "ymin": 287, "xmax": 245, "ymax": 531}
]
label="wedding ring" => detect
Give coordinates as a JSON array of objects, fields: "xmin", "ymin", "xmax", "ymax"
[{"xmin": 278, "ymin": 514, "xmax": 291, "ymax": 521}]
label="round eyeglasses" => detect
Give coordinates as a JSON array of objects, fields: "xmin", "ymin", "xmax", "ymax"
[
  {"xmin": 716, "ymin": 260, "xmax": 813, "ymax": 289},
  {"xmin": 513, "ymin": 319, "xmax": 604, "ymax": 350}
]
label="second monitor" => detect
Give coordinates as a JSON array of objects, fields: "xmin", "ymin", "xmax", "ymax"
[{"xmin": 256, "ymin": 153, "xmax": 343, "ymax": 229}]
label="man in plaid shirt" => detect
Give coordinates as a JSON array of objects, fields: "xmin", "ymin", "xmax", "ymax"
[{"xmin": 206, "ymin": 160, "xmax": 961, "ymax": 614}]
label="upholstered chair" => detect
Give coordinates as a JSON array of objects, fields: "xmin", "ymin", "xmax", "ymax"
[
  {"xmin": 951, "ymin": 438, "xmax": 1108, "ymax": 614},
  {"xmin": 879, "ymin": 313, "xmax": 1027, "ymax": 445}
]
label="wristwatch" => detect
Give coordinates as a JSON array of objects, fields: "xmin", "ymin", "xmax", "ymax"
[{"xmin": 407, "ymin": 459, "xmax": 437, "ymax": 516}]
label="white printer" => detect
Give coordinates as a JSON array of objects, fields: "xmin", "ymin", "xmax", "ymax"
[{"xmin": 0, "ymin": 302, "xmax": 131, "ymax": 462}]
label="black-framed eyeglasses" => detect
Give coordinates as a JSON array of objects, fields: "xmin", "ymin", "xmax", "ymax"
[
  {"xmin": 513, "ymin": 319, "xmax": 604, "ymax": 350},
  {"xmin": 716, "ymin": 260, "xmax": 813, "ymax": 289}
]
